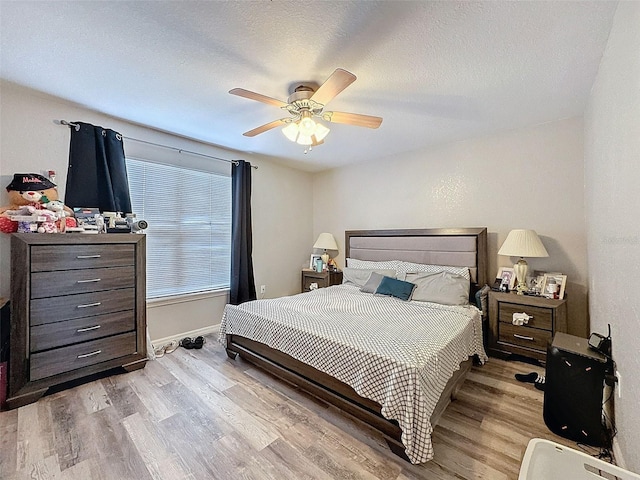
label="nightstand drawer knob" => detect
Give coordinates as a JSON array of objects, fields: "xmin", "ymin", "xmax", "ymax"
[
  {"xmin": 512, "ymin": 312, "xmax": 532, "ymax": 326},
  {"xmin": 513, "ymin": 333, "xmax": 535, "ymax": 341}
]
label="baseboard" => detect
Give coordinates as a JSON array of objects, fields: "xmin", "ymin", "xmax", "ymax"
[{"xmin": 151, "ymin": 324, "xmax": 220, "ymax": 349}]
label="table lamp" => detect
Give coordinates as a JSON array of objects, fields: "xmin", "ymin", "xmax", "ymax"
[
  {"xmin": 498, "ymin": 229, "xmax": 548, "ymax": 294},
  {"xmin": 313, "ymin": 232, "xmax": 338, "ymax": 266}
]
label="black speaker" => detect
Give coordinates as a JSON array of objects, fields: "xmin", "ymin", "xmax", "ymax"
[{"xmin": 543, "ymin": 332, "xmax": 609, "ymax": 447}]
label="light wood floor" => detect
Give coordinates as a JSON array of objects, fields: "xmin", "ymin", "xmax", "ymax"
[{"xmin": 0, "ymin": 336, "xmax": 585, "ymax": 480}]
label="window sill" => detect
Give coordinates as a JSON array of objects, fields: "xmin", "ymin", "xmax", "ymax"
[{"xmin": 147, "ymin": 289, "xmax": 229, "ymax": 308}]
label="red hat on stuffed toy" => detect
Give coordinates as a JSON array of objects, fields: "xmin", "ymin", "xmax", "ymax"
[{"xmin": 6, "ymin": 173, "xmax": 56, "ymax": 191}]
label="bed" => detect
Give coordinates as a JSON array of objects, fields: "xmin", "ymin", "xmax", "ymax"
[{"xmin": 219, "ymin": 228, "xmax": 488, "ymax": 463}]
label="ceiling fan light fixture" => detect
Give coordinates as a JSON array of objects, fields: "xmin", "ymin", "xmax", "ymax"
[
  {"xmin": 314, "ymin": 122, "xmax": 330, "ymax": 141},
  {"xmin": 282, "ymin": 122, "xmax": 299, "ymax": 142},
  {"xmin": 296, "ymin": 133, "xmax": 314, "ymax": 146},
  {"xmin": 298, "ymin": 116, "xmax": 316, "ymax": 136}
]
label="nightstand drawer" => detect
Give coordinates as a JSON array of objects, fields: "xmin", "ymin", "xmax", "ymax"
[
  {"xmin": 498, "ymin": 302, "xmax": 553, "ymax": 330},
  {"xmin": 303, "ymin": 275, "xmax": 326, "ymax": 291},
  {"xmin": 499, "ymin": 323, "xmax": 552, "ymax": 351},
  {"xmin": 301, "ymin": 269, "xmax": 343, "ymax": 292}
]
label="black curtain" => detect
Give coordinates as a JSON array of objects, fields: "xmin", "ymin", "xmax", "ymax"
[
  {"xmin": 65, "ymin": 122, "xmax": 132, "ymax": 213},
  {"xmin": 230, "ymin": 160, "xmax": 257, "ymax": 305}
]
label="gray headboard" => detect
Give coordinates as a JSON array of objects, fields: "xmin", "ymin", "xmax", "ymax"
[{"xmin": 345, "ymin": 228, "xmax": 488, "ymax": 287}]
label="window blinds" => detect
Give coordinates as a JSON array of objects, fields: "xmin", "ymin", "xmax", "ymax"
[{"xmin": 126, "ymin": 158, "xmax": 231, "ymax": 298}]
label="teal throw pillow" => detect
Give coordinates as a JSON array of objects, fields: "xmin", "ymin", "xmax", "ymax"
[{"xmin": 375, "ymin": 276, "xmax": 415, "ymax": 301}]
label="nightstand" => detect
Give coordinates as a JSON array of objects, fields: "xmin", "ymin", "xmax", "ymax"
[
  {"xmin": 488, "ymin": 291, "xmax": 567, "ymax": 363},
  {"xmin": 301, "ymin": 269, "xmax": 343, "ymax": 293}
]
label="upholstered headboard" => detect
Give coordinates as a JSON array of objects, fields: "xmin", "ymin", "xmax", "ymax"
[{"xmin": 345, "ymin": 228, "xmax": 488, "ymax": 288}]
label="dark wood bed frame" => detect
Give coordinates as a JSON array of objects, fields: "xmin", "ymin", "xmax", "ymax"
[{"xmin": 225, "ymin": 228, "xmax": 488, "ymax": 461}]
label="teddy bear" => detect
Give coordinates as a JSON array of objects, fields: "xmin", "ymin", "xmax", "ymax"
[{"xmin": 0, "ymin": 173, "xmax": 74, "ymax": 234}]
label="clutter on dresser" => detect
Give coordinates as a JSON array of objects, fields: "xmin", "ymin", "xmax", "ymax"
[
  {"xmin": 69, "ymin": 209, "xmax": 147, "ymax": 234},
  {"xmin": 0, "ymin": 173, "xmax": 75, "ymax": 234}
]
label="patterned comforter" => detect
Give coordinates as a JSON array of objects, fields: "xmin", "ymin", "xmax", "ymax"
[{"xmin": 218, "ymin": 284, "xmax": 487, "ymax": 463}]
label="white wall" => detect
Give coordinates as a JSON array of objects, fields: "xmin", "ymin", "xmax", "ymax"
[
  {"xmin": 313, "ymin": 117, "xmax": 588, "ymax": 336},
  {"xmin": 585, "ymin": 1, "xmax": 640, "ymax": 472},
  {"xmin": 0, "ymin": 81, "xmax": 313, "ymax": 342}
]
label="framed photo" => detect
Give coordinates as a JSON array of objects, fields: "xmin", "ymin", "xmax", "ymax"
[
  {"xmin": 527, "ymin": 271, "xmax": 546, "ymax": 295},
  {"xmin": 309, "ymin": 254, "xmax": 322, "ymax": 270},
  {"xmin": 541, "ymin": 273, "xmax": 567, "ymax": 299},
  {"xmin": 497, "ymin": 267, "xmax": 517, "ymax": 291}
]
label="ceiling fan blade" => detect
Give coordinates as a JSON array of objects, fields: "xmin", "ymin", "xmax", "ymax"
[
  {"xmin": 243, "ymin": 119, "xmax": 287, "ymax": 137},
  {"xmin": 323, "ymin": 111, "xmax": 383, "ymax": 129},
  {"xmin": 229, "ymin": 88, "xmax": 288, "ymax": 108},
  {"xmin": 310, "ymin": 68, "xmax": 357, "ymax": 106}
]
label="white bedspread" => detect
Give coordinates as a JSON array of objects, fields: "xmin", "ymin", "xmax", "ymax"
[{"xmin": 218, "ymin": 284, "xmax": 487, "ymax": 463}]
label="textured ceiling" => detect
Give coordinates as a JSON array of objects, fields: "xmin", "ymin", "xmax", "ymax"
[{"xmin": 0, "ymin": 1, "xmax": 617, "ymax": 172}]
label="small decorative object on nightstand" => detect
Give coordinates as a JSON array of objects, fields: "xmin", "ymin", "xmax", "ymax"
[
  {"xmin": 301, "ymin": 268, "xmax": 343, "ymax": 293},
  {"xmin": 488, "ymin": 290, "xmax": 567, "ymax": 363}
]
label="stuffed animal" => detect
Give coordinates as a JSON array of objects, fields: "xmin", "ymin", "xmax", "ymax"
[{"xmin": 0, "ymin": 173, "xmax": 74, "ymax": 233}]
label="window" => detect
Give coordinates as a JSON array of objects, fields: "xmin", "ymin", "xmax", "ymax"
[{"xmin": 126, "ymin": 157, "xmax": 231, "ymax": 298}]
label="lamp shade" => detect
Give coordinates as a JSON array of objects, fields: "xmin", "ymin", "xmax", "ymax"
[
  {"xmin": 313, "ymin": 232, "xmax": 338, "ymax": 251},
  {"xmin": 498, "ymin": 229, "xmax": 548, "ymax": 258}
]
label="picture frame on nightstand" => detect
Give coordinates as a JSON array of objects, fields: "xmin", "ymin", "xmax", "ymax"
[
  {"xmin": 541, "ymin": 273, "xmax": 567, "ymax": 299},
  {"xmin": 309, "ymin": 254, "xmax": 322, "ymax": 270},
  {"xmin": 497, "ymin": 267, "xmax": 517, "ymax": 291}
]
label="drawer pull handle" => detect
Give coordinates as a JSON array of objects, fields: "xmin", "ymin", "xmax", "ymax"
[
  {"xmin": 77, "ymin": 350, "xmax": 102, "ymax": 359},
  {"xmin": 77, "ymin": 278, "xmax": 101, "ymax": 284},
  {"xmin": 77, "ymin": 302, "xmax": 102, "ymax": 309},
  {"xmin": 513, "ymin": 334, "xmax": 535, "ymax": 341},
  {"xmin": 512, "ymin": 312, "xmax": 533, "ymax": 326},
  {"xmin": 76, "ymin": 325, "xmax": 101, "ymax": 333},
  {"xmin": 77, "ymin": 254, "xmax": 101, "ymax": 259}
]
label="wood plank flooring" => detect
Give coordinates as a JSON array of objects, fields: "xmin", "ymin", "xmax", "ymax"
[{"xmin": 0, "ymin": 336, "xmax": 586, "ymax": 480}]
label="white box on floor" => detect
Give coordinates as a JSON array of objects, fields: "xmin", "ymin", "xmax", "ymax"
[{"xmin": 519, "ymin": 439, "xmax": 640, "ymax": 480}]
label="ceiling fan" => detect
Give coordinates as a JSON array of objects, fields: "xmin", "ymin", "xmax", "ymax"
[{"xmin": 229, "ymin": 68, "xmax": 382, "ymax": 147}]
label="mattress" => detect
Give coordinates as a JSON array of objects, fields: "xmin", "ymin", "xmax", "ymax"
[{"xmin": 219, "ymin": 284, "xmax": 487, "ymax": 463}]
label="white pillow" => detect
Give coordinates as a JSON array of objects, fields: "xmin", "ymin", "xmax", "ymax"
[
  {"xmin": 342, "ymin": 267, "xmax": 397, "ymax": 288},
  {"xmin": 407, "ymin": 271, "xmax": 470, "ymax": 305},
  {"xmin": 396, "ymin": 261, "xmax": 470, "ymax": 280},
  {"xmin": 345, "ymin": 258, "xmax": 401, "ymax": 271}
]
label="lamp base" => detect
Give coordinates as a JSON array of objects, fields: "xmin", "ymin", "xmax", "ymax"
[
  {"xmin": 514, "ymin": 258, "xmax": 528, "ymax": 295},
  {"xmin": 321, "ymin": 252, "xmax": 330, "ymax": 267}
]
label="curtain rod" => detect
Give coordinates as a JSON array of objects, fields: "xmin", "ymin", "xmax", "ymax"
[{"xmin": 56, "ymin": 120, "xmax": 257, "ymax": 169}]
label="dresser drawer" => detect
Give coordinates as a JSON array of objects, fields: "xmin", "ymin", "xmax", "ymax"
[
  {"xmin": 30, "ymin": 310, "xmax": 135, "ymax": 352},
  {"xmin": 31, "ymin": 266, "xmax": 135, "ymax": 299},
  {"xmin": 498, "ymin": 302, "xmax": 553, "ymax": 331},
  {"xmin": 30, "ymin": 331, "xmax": 137, "ymax": 381},
  {"xmin": 30, "ymin": 288, "xmax": 135, "ymax": 326},
  {"xmin": 499, "ymin": 323, "xmax": 553, "ymax": 351},
  {"xmin": 31, "ymin": 244, "xmax": 135, "ymax": 272}
]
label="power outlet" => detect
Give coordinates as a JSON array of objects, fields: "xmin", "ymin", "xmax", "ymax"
[
  {"xmin": 260, "ymin": 285, "xmax": 266, "ymax": 294},
  {"xmin": 616, "ymin": 370, "xmax": 622, "ymax": 399}
]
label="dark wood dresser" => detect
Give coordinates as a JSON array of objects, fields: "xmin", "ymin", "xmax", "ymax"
[{"xmin": 7, "ymin": 233, "xmax": 147, "ymax": 409}]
